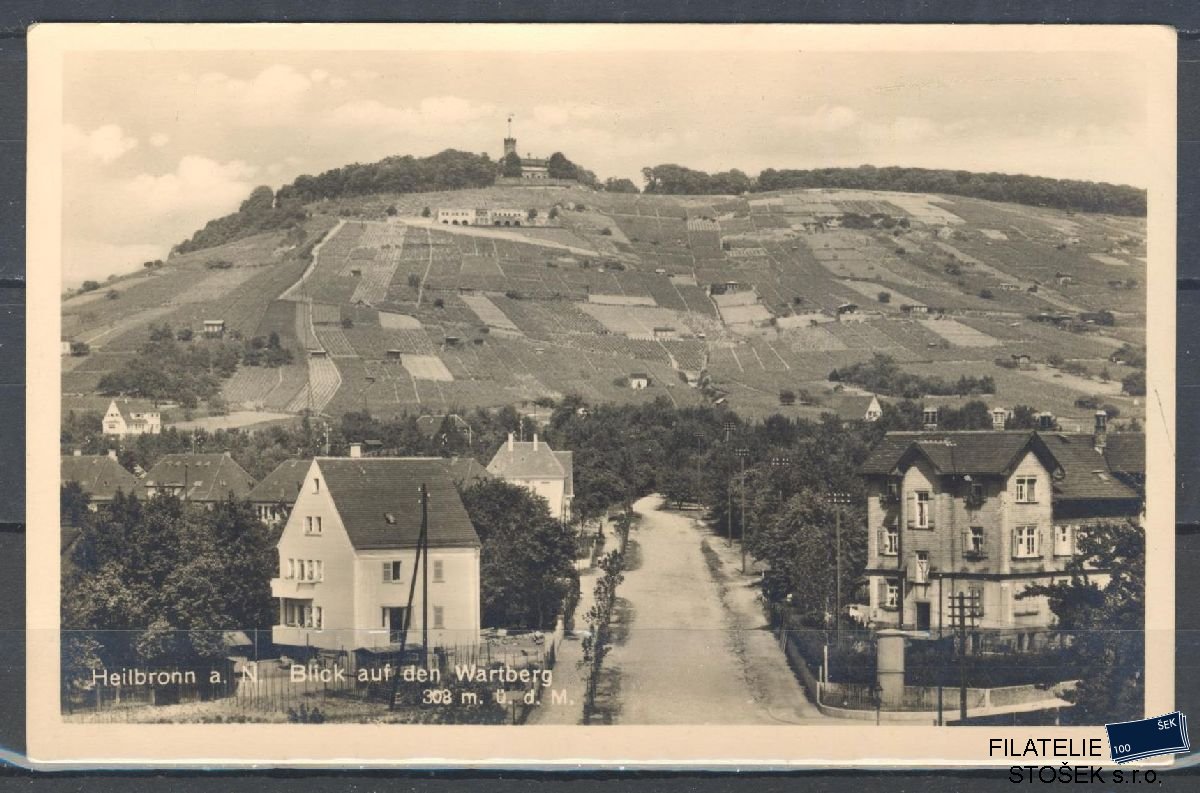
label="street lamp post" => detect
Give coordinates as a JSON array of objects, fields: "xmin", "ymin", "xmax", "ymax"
[{"xmin": 828, "ymin": 491, "xmax": 852, "ymax": 645}]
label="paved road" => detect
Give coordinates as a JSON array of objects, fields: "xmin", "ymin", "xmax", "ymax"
[{"xmin": 604, "ymin": 494, "xmax": 825, "ymax": 725}]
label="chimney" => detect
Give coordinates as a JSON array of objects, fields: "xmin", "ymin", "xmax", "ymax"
[
  {"xmin": 349, "ymin": 443, "xmax": 362, "ymax": 458},
  {"xmin": 73, "ymin": 449, "xmax": 82, "ymax": 457},
  {"xmin": 1094, "ymin": 410, "xmax": 1108, "ymax": 451},
  {"xmin": 107, "ymin": 449, "xmax": 118, "ymax": 461},
  {"xmin": 507, "ymin": 432, "xmax": 514, "ymax": 452},
  {"xmin": 533, "ymin": 433, "xmax": 539, "ymax": 451}
]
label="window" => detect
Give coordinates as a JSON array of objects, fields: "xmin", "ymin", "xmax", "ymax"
[
  {"xmin": 313, "ymin": 606, "xmax": 323, "ymax": 629},
  {"xmin": 433, "ymin": 606, "xmax": 444, "ymax": 629},
  {"xmin": 312, "ymin": 477, "xmax": 321, "ymax": 494},
  {"xmin": 965, "ymin": 526, "xmax": 985, "ymax": 556},
  {"xmin": 1013, "ymin": 525, "xmax": 1040, "ymax": 559},
  {"xmin": 969, "ymin": 583, "xmax": 985, "ymax": 617},
  {"xmin": 967, "ymin": 482, "xmax": 984, "ymax": 507},
  {"xmin": 884, "ymin": 579, "xmax": 899, "ymax": 609},
  {"xmin": 433, "ymin": 560, "xmax": 444, "ymax": 582},
  {"xmin": 304, "ymin": 515, "xmax": 322, "ymax": 535},
  {"xmin": 382, "ymin": 560, "xmax": 403, "ymax": 583},
  {"xmin": 1014, "ymin": 476, "xmax": 1037, "ymax": 503},
  {"xmin": 882, "ymin": 525, "xmax": 899, "ymax": 556},
  {"xmin": 1054, "ymin": 525, "xmax": 1076, "ymax": 556},
  {"xmin": 285, "ymin": 558, "xmax": 295, "ymax": 579},
  {"xmin": 914, "ymin": 491, "xmax": 931, "ymax": 528}
]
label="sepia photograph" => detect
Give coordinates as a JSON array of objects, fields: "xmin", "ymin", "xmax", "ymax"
[{"xmin": 26, "ymin": 23, "xmax": 1175, "ymax": 766}]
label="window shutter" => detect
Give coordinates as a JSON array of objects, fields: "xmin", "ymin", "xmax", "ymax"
[
  {"xmin": 906, "ymin": 493, "xmax": 916, "ymax": 527},
  {"xmin": 382, "ymin": 562, "xmax": 391, "ymax": 582},
  {"xmin": 960, "ymin": 529, "xmax": 969, "ymax": 554},
  {"xmin": 876, "ymin": 528, "xmax": 884, "ymax": 553},
  {"xmin": 1011, "ymin": 529, "xmax": 1019, "ymax": 558},
  {"xmin": 927, "ymin": 499, "xmax": 936, "ymax": 529},
  {"xmin": 1038, "ymin": 526, "xmax": 1046, "ymax": 558},
  {"xmin": 876, "ymin": 578, "xmax": 887, "ymax": 605}
]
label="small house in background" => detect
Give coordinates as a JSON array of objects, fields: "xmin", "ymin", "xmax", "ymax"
[
  {"xmin": 203, "ymin": 319, "xmax": 225, "ymax": 338},
  {"xmin": 139, "ymin": 452, "xmax": 256, "ymax": 507},
  {"xmin": 248, "ymin": 459, "xmax": 311, "ymax": 526},
  {"xmin": 823, "ymin": 394, "xmax": 883, "ymax": 426},
  {"xmin": 1012, "ymin": 352, "xmax": 1033, "ymax": 370},
  {"xmin": 902, "ymin": 303, "xmax": 929, "ymax": 315},
  {"xmin": 991, "ymin": 406, "xmax": 1011, "ymax": 430},
  {"xmin": 61, "ymin": 450, "xmax": 138, "ymax": 510},
  {"xmin": 102, "ymin": 399, "xmax": 162, "ymax": 437},
  {"xmin": 836, "ymin": 302, "xmax": 859, "ymax": 316},
  {"xmin": 387, "ymin": 349, "xmax": 403, "ymax": 360},
  {"xmin": 60, "ymin": 339, "xmax": 72, "ymax": 355},
  {"xmin": 487, "ymin": 433, "xmax": 574, "ymax": 522},
  {"xmin": 416, "ymin": 414, "xmax": 473, "ymax": 446},
  {"xmin": 652, "ymin": 326, "xmax": 676, "ymax": 339},
  {"xmin": 628, "ymin": 373, "xmax": 651, "ymax": 390}
]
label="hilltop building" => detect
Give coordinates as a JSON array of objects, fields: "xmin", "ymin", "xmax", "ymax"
[
  {"xmin": 502, "ymin": 133, "xmax": 550, "ymax": 181},
  {"xmin": 487, "ymin": 433, "xmax": 574, "ymax": 522},
  {"xmin": 270, "ymin": 458, "xmax": 482, "ymax": 656},
  {"xmin": 858, "ymin": 415, "xmax": 1143, "ymax": 641},
  {"xmin": 139, "ymin": 452, "xmax": 256, "ymax": 506},
  {"xmin": 101, "ymin": 399, "xmax": 161, "ymax": 438}
]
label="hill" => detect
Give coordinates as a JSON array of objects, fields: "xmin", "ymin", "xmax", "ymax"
[{"xmin": 62, "ymin": 181, "xmax": 1147, "ymax": 430}]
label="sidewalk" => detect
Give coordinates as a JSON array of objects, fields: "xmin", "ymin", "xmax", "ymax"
[
  {"xmin": 692, "ymin": 515, "xmax": 827, "ymax": 723},
  {"xmin": 525, "ymin": 523, "xmax": 606, "ymax": 725}
]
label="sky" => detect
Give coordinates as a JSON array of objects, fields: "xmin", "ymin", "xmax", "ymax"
[{"xmin": 61, "ymin": 48, "xmax": 1152, "ymax": 285}]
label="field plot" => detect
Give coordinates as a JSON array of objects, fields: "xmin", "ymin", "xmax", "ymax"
[
  {"xmin": 490, "ymin": 297, "xmax": 607, "ymax": 338},
  {"xmin": 294, "ymin": 302, "xmax": 321, "ymax": 349},
  {"xmin": 579, "ymin": 303, "xmax": 696, "ymax": 337},
  {"xmin": 401, "ymin": 354, "xmax": 454, "ymax": 382},
  {"xmin": 378, "ymin": 311, "xmax": 422, "ymax": 330},
  {"xmin": 222, "ymin": 366, "xmax": 283, "ymax": 407},
  {"xmin": 713, "ymin": 291, "xmax": 772, "ymax": 329},
  {"xmin": 588, "ymin": 293, "xmax": 657, "ymax": 307},
  {"xmin": 918, "ymin": 318, "xmax": 1000, "ymax": 347},
  {"xmin": 315, "ymin": 327, "xmax": 357, "ymax": 357},
  {"xmin": 460, "ymin": 294, "xmax": 521, "ymax": 333},
  {"xmin": 777, "ymin": 324, "xmax": 848, "ymax": 351},
  {"xmin": 311, "ymin": 303, "xmax": 342, "ymax": 325},
  {"xmin": 286, "ymin": 356, "xmax": 341, "ymax": 413},
  {"xmin": 838, "ymin": 279, "xmax": 920, "ymax": 308},
  {"xmin": 342, "ymin": 325, "xmax": 435, "ymax": 358},
  {"xmin": 1089, "ymin": 253, "xmax": 1131, "ymax": 267},
  {"xmin": 261, "ymin": 364, "xmax": 308, "ymax": 411}
]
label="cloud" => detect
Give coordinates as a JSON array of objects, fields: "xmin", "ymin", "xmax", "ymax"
[
  {"xmin": 63, "ymin": 123, "xmax": 138, "ymax": 163},
  {"xmin": 779, "ymin": 105, "xmax": 859, "ymax": 133},
  {"xmin": 149, "ymin": 132, "xmax": 170, "ymax": 147},
  {"xmin": 532, "ymin": 102, "xmax": 605, "ymax": 127},
  {"xmin": 326, "ymin": 95, "xmax": 495, "ymax": 132},
  {"xmin": 181, "ymin": 64, "xmax": 314, "ymax": 124}
]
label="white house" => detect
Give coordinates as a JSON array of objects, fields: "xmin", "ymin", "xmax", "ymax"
[
  {"xmin": 486, "ymin": 433, "xmax": 573, "ymax": 522},
  {"xmin": 270, "ymin": 458, "xmax": 482, "ymax": 655},
  {"xmin": 101, "ymin": 399, "xmax": 162, "ymax": 437},
  {"xmin": 628, "ymin": 373, "xmax": 651, "ymax": 390}
]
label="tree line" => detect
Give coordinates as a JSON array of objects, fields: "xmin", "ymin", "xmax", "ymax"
[{"xmin": 641, "ymin": 163, "xmax": 1145, "ymax": 216}]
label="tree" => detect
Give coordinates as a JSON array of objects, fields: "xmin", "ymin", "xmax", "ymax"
[
  {"xmin": 79, "ymin": 280, "xmax": 101, "ymax": 293},
  {"xmin": 1006, "ymin": 405, "xmax": 1040, "ymax": 430},
  {"xmin": 386, "ymin": 204, "xmax": 398, "ymax": 216},
  {"xmin": 502, "ymin": 151, "xmax": 523, "ymax": 178},
  {"xmin": 527, "ymin": 208, "xmax": 539, "ymax": 221},
  {"xmin": 747, "ymin": 489, "xmax": 866, "ymax": 626},
  {"xmin": 546, "ymin": 152, "xmax": 577, "ymax": 180},
  {"xmin": 603, "ymin": 177, "xmax": 639, "ymax": 194},
  {"xmin": 460, "ymin": 480, "xmax": 578, "ymax": 629},
  {"xmin": 779, "ymin": 389, "xmax": 796, "ymax": 406},
  {"xmin": 1020, "ymin": 520, "xmax": 1144, "ymax": 723},
  {"xmin": 877, "ymin": 291, "xmax": 891, "ymax": 304},
  {"xmin": 62, "ymin": 494, "xmax": 276, "ymax": 672},
  {"xmin": 1122, "ymin": 370, "xmax": 1146, "ymax": 396},
  {"xmin": 978, "ymin": 288, "xmax": 994, "ymax": 300},
  {"xmin": 421, "ymin": 206, "xmax": 432, "ymax": 218}
]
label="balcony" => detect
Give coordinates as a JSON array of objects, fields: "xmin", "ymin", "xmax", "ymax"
[
  {"xmin": 270, "ymin": 577, "xmax": 319, "ymax": 598},
  {"xmin": 962, "ymin": 550, "xmax": 989, "ymax": 562}
]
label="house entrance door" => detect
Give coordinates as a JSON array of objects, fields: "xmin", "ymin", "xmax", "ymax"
[{"xmin": 915, "ymin": 601, "xmax": 931, "ymax": 631}]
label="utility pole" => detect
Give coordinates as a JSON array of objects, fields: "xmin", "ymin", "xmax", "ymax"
[
  {"xmin": 828, "ymin": 491, "xmax": 851, "ymax": 644},
  {"xmin": 735, "ymin": 448, "xmax": 749, "ymax": 573},
  {"xmin": 388, "ymin": 484, "xmax": 430, "ymax": 710}
]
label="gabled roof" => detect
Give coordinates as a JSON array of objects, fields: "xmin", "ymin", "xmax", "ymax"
[
  {"xmin": 442, "ymin": 457, "xmax": 492, "ymax": 488},
  {"xmin": 823, "ymin": 394, "xmax": 878, "ymax": 421},
  {"xmin": 316, "ymin": 458, "xmax": 480, "ymax": 550},
  {"xmin": 1041, "ymin": 433, "xmax": 1142, "ymax": 501},
  {"xmin": 108, "ymin": 399, "xmax": 158, "ymax": 422},
  {"xmin": 554, "ymin": 451, "xmax": 574, "ymax": 497},
  {"xmin": 487, "ymin": 439, "xmax": 567, "ymax": 481},
  {"xmin": 860, "ymin": 430, "xmax": 1145, "ymax": 502},
  {"xmin": 60, "ymin": 454, "xmax": 138, "ymax": 501},
  {"xmin": 247, "ymin": 459, "xmax": 310, "ymax": 504},
  {"xmin": 859, "ymin": 431, "xmax": 1051, "ymax": 476},
  {"xmin": 140, "ymin": 453, "xmax": 256, "ymax": 502},
  {"xmin": 415, "ymin": 414, "xmax": 471, "ymax": 440}
]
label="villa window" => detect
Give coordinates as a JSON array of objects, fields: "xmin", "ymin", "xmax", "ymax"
[
  {"xmin": 382, "ymin": 560, "xmax": 403, "ymax": 583},
  {"xmin": 1012, "ymin": 525, "xmax": 1040, "ymax": 559},
  {"xmin": 1054, "ymin": 525, "xmax": 1076, "ymax": 556},
  {"xmin": 884, "ymin": 579, "xmax": 899, "ymax": 609},
  {"xmin": 881, "ymin": 525, "xmax": 899, "ymax": 556},
  {"xmin": 433, "ymin": 559, "xmax": 444, "ymax": 582},
  {"xmin": 1014, "ymin": 476, "xmax": 1037, "ymax": 503},
  {"xmin": 433, "ymin": 606, "xmax": 444, "ymax": 630}
]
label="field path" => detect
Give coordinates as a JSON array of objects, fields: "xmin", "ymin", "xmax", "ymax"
[{"xmin": 279, "ymin": 219, "xmax": 346, "ymax": 302}]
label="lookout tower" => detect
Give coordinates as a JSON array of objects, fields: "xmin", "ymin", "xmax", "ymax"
[{"xmin": 503, "ymin": 114, "xmax": 517, "ymax": 157}]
